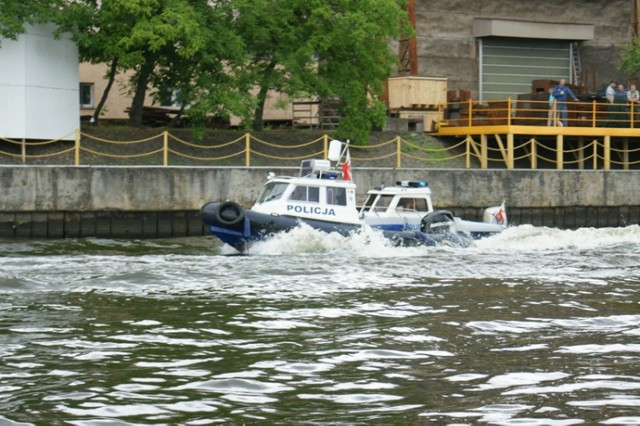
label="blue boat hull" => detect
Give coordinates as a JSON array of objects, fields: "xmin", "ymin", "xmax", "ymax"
[{"xmin": 200, "ymin": 201, "xmax": 471, "ymax": 252}]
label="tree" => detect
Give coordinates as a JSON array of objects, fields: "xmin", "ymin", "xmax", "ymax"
[
  {"xmin": 233, "ymin": 0, "xmax": 411, "ymax": 142},
  {"xmin": 232, "ymin": 0, "xmax": 317, "ymax": 130},
  {"xmin": 619, "ymin": 37, "xmax": 640, "ymax": 78},
  {"xmin": 308, "ymin": 0, "xmax": 411, "ymax": 144},
  {"xmin": 62, "ymin": 0, "xmax": 247, "ymax": 127},
  {"xmin": 147, "ymin": 1, "xmax": 251, "ymax": 130},
  {"xmin": 0, "ymin": 0, "xmax": 63, "ymax": 43}
]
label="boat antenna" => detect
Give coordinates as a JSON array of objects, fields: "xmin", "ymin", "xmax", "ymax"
[
  {"xmin": 328, "ymin": 139, "xmax": 352, "ymax": 180},
  {"xmin": 340, "ymin": 140, "xmax": 352, "ymax": 181}
]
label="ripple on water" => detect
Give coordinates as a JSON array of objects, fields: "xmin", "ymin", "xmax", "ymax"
[{"xmin": 0, "ymin": 229, "xmax": 639, "ymax": 424}]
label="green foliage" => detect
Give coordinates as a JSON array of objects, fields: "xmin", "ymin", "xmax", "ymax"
[
  {"xmin": 306, "ymin": 0, "xmax": 411, "ymax": 144},
  {"xmin": 233, "ymin": 0, "xmax": 412, "ymax": 141},
  {"xmin": 619, "ymin": 37, "xmax": 640, "ymax": 77},
  {"xmin": 0, "ymin": 0, "xmax": 64, "ymax": 43},
  {"xmin": 4, "ymin": 0, "xmax": 412, "ymax": 143},
  {"xmin": 59, "ymin": 0, "xmax": 250, "ymax": 126}
]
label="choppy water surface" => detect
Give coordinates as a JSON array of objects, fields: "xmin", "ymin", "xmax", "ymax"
[{"xmin": 1, "ymin": 225, "xmax": 639, "ymax": 425}]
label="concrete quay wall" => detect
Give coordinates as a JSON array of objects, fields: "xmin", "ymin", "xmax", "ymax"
[{"xmin": 1, "ymin": 166, "xmax": 639, "ymax": 238}]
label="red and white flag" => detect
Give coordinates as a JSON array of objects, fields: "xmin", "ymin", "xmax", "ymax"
[
  {"xmin": 495, "ymin": 202, "xmax": 506, "ymax": 224},
  {"xmin": 341, "ymin": 150, "xmax": 352, "ymax": 181}
]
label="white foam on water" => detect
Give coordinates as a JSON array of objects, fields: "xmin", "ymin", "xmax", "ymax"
[
  {"xmin": 245, "ymin": 223, "xmax": 412, "ymax": 257},
  {"xmin": 475, "ymin": 224, "xmax": 640, "ymax": 252},
  {"xmin": 223, "ymin": 223, "xmax": 640, "ymax": 257}
]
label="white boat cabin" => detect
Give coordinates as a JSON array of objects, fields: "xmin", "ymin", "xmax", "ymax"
[
  {"xmin": 251, "ymin": 159, "xmax": 360, "ymax": 225},
  {"xmin": 359, "ymin": 181, "xmax": 435, "ymax": 232}
]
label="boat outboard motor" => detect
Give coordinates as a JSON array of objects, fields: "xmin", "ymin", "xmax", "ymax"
[{"xmin": 420, "ymin": 210, "xmax": 455, "ymax": 234}]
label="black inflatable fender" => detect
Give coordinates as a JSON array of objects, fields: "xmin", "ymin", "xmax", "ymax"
[{"xmin": 214, "ymin": 201, "xmax": 245, "ymax": 227}]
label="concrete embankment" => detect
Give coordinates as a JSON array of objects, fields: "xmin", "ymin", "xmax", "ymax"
[{"xmin": 1, "ymin": 166, "xmax": 639, "ymax": 238}]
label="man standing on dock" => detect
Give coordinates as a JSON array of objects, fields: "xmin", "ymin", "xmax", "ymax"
[{"xmin": 551, "ymin": 79, "xmax": 579, "ymax": 127}]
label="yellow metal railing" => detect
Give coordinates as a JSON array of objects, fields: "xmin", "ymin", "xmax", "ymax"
[
  {"xmin": 1, "ymin": 128, "xmax": 640, "ymax": 170},
  {"xmin": 438, "ymin": 98, "xmax": 639, "ymax": 128},
  {"xmin": 0, "ymin": 132, "xmax": 464, "ymax": 168}
]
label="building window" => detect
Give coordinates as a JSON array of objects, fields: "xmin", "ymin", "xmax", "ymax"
[
  {"xmin": 80, "ymin": 83, "xmax": 93, "ymax": 108},
  {"xmin": 160, "ymin": 88, "xmax": 185, "ymax": 108}
]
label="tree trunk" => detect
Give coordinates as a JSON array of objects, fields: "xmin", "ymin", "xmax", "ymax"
[
  {"xmin": 253, "ymin": 60, "xmax": 277, "ymax": 131},
  {"xmin": 128, "ymin": 57, "xmax": 154, "ymax": 127},
  {"xmin": 92, "ymin": 58, "xmax": 118, "ymax": 125}
]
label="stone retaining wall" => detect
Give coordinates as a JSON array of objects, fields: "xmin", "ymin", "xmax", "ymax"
[{"xmin": 1, "ymin": 166, "xmax": 639, "ymax": 238}]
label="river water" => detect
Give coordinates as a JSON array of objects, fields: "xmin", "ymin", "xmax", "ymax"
[{"xmin": 1, "ymin": 224, "xmax": 639, "ymax": 425}]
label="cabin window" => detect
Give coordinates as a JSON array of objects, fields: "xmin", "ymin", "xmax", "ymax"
[
  {"xmin": 327, "ymin": 187, "xmax": 347, "ymax": 206},
  {"xmin": 397, "ymin": 198, "xmax": 417, "ymax": 210},
  {"xmin": 257, "ymin": 182, "xmax": 289, "ymax": 203},
  {"xmin": 309, "ymin": 186, "xmax": 319, "ymax": 202},
  {"xmin": 396, "ymin": 198, "xmax": 428, "ymax": 211},
  {"xmin": 288, "ymin": 185, "xmax": 319, "ymax": 202},
  {"xmin": 414, "ymin": 198, "xmax": 428, "ymax": 212}
]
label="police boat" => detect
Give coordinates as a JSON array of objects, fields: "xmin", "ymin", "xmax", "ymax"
[{"xmin": 200, "ymin": 139, "xmax": 507, "ymax": 252}]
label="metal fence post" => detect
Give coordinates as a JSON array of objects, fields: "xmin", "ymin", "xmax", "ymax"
[
  {"xmin": 556, "ymin": 134, "xmax": 563, "ymax": 170},
  {"xmin": 323, "ymin": 134, "xmax": 329, "ymax": 159},
  {"xmin": 465, "ymin": 137, "xmax": 470, "ymax": 169},
  {"xmin": 480, "ymin": 134, "xmax": 488, "ymax": 169},
  {"xmin": 163, "ymin": 131, "xmax": 169, "ymax": 166},
  {"xmin": 75, "ymin": 129, "xmax": 80, "ymax": 166},
  {"xmin": 245, "ymin": 133, "xmax": 251, "ymax": 167},
  {"xmin": 507, "ymin": 133, "xmax": 514, "ymax": 169},
  {"xmin": 531, "ymin": 138, "xmax": 537, "ymax": 169},
  {"xmin": 604, "ymin": 135, "xmax": 610, "ymax": 170}
]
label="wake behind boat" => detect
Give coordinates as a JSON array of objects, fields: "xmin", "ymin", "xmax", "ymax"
[{"xmin": 201, "ymin": 140, "xmax": 507, "ymax": 252}]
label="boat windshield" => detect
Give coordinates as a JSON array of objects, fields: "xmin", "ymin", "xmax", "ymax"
[
  {"xmin": 257, "ymin": 182, "xmax": 289, "ymax": 203},
  {"xmin": 373, "ymin": 194, "xmax": 394, "ymax": 212},
  {"xmin": 359, "ymin": 194, "xmax": 394, "ymax": 213}
]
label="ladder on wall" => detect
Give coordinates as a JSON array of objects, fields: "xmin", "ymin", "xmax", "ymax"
[
  {"xmin": 571, "ymin": 42, "xmax": 582, "ymax": 87},
  {"xmin": 319, "ymin": 98, "xmax": 342, "ymax": 129}
]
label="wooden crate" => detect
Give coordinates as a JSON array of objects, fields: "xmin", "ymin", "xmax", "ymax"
[{"xmin": 386, "ymin": 76, "xmax": 447, "ymax": 110}]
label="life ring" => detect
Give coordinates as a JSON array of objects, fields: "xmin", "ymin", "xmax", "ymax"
[{"xmin": 214, "ymin": 201, "xmax": 245, "ymax": 227}]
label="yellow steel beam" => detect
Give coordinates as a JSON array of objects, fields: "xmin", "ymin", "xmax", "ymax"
[{"xmin": 436, "ymin": 124, "xmax": 640, "ymax": 138}]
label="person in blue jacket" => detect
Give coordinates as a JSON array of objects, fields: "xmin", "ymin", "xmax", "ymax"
[{"xmin": 551, "ymin": 79, "xmax": 579, "ymax": 126}]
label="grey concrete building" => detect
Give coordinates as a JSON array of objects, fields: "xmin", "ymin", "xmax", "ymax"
[{"xmin": 410, "ymin": 0, "xmax": 635, "ymax": 100}]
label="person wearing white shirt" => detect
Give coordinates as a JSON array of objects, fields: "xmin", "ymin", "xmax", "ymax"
[{"xmin": 627, "ymin": 84, "xmax": 639, "ymax": 126}]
